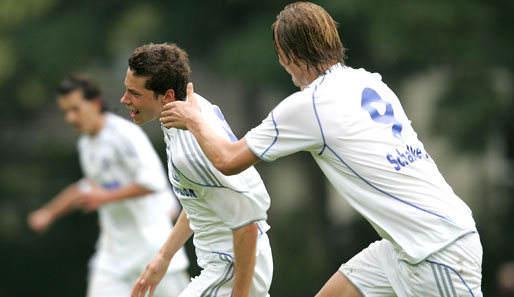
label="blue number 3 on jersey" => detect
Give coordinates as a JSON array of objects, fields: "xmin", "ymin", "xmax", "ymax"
[{"xmin": 361, "ymin": 87, "xmax": 403, "ymax": 140}]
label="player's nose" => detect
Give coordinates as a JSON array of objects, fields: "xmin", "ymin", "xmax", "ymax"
[
  {"xmin": 120, "ymin": 92, "xmax": 130, "ymax": 104},
  {"xmin": 64, "ymin": 111, "xmax": 76, "ymax": 124}
]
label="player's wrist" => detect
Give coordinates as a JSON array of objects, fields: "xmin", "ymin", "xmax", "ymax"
[
  {"xmin": 231, "ymin": 282, "xmax": 252, "ymax": 297},
  {"xmin": 40, "ymin": 206, "xmax": 57, "ymax": 221},
  {"xmin": 158, "ymin": 250, "xmax": 174, "ymax": 262},
  {"xmin": 105, "ymin": 188, "xmax": 126, "ymax": 203},
  {"xmin": 185, "ymin": 111, "xmax": 201, "ymax": 131}
]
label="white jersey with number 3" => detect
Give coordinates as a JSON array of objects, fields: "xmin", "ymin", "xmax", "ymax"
[{"xmin": 245, "ymin": 64, "xmax": 477, "ymax": 264}]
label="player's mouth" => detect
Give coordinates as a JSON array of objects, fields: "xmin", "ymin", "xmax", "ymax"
[{"xmin": 129, "ymin": 109, "xmax": 140, "ymax": 119}]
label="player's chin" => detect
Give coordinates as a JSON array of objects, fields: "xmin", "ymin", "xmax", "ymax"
[
  {"xmin": 133, "ymin": 115, "xmax": 151, "ymax": 125},
  {"xmin": 75, "ymin": 126, "xmax": 86, "ymax": 134}
]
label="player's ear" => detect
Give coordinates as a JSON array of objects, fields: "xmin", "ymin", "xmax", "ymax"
[
  {"xmin": 92, "ymin": 98, "xmax": 103, "ymax": 112},
  {"xmin": 162, "ymin": 89, "xmax": 175, "ymax": 104}
]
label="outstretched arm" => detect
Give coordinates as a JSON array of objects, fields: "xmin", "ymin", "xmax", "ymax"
[
  {"xmin": 232, "ymin": 223, "xmax": 259, "ymax": 297},
  {"xmin": 132, "ymin": 210, "xmax": 193, "ymax": 297},
  {"xmin": 79, "ymin": 182, "xmax": 152, "ymax": 212},
  {"xmin": 27, "ymin": 181, "xmax": 83, "ymax": 232},
  {"xmin": 160, "ymin": 83, "xmax": 260, "ymax": 175}
]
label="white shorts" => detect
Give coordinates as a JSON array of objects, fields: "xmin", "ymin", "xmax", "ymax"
[
  {"xmin": 338, "ymin": 232, "xmax": 483, "ymax": 297},
  {"xmin": 179, "ymin": 233, "xmax": 273, "ymax": 297},
  {"xmin": 86, "ymin": 268, "xmax": 190, "ymax": 297}
]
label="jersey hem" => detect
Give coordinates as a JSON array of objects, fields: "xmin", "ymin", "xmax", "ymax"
[
  {"xmin": 230, "ymin": 219, "xmax": 267, "ymax": 231},
  {"xmin": 404, "ymin": 230, "xmax": 476, "ymax": 264}
]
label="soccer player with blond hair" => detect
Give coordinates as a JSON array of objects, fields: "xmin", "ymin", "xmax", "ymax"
[{"xmin": 160, "ymin": 2, "xmax": 483, "ymax": 296}]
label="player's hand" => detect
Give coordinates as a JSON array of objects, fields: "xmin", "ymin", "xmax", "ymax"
[
  {"xmin": 78, "ymin": 184, "xmax": 111, "ymax": 212},
  {"xmin": 160, "ymin": 82, "xmax": 201, "ymax": 130},
  {"xmin": 27, "ymin": 208, "xmax": 54, "ymax": 232},
  {"xmin": 131, "ymin": 254, "xmax": 170, "ymax": 297}
]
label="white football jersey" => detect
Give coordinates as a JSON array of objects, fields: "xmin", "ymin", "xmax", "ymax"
[
  {"xmin": 78, "ymin": 113, "xmax": 189, "ymax": 276},
  {"xmin": 245, "ymin": 64, "xmax": 477, "ymax": 264},
  {"xmin": 162, "ymin": 94, "xmax": 271, "ymax": 267}
]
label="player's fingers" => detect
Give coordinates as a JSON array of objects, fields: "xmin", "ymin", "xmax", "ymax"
[
  {"xmin": 148, "ymin": 285, "xmax": 157, "ymax": 297},
  {"xmin": 141, "ymin": 278, "xmax": 152, "ymax": 297},
  {"xmin": 130, "ymin": 285, "xmax": 139, "ymax": 297},
  {"xmin": 27, "ymin": 216, "xmax": 47, "ymax": 232},
  {"xmin": 161, "ymin": 118, "xmax": 176, "ymax": 129},
  {"xmin": 160, "ymin": 114, "xmax": 172, "ymax": 123},
  {"xmin": 130, "ymin": 283, "xmax": 140, "ymax": 297},
  {"xmin": 141, "ymin": 285, "xmax": 150, "ymax": 297},
  {"xmin": 27, "ymin": 215, "xmax": 37, "ymax": 228},
  {"xmin": 186, "ymin": 82, "xmax": 195, "ymax": 102},
  {"xmin": 160, "ymin": 103, "xmax": 174, "ymax": 117},
  {"xmin": 131, "ymin": 276, "xmax": 145, "ymax": 297},
  {"xmin": 135, "ymin": 283, "xmax": 147, "ymax": 297}
]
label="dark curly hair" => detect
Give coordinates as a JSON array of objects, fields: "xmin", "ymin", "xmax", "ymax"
[{"xmin": 128, "ymin": 43, "xmax": 191, "ymax": 101}]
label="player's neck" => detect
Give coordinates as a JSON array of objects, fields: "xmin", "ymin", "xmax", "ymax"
[
  {"xmin": 306, "ymin": 63, "xmax": 333, "ymax": 84},
  {"xmin": 88, "ymin": 112, "xmax": 107, "ymax": 136}
]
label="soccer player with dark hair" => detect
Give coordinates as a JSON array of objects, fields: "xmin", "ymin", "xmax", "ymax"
[
  {"xmin": 121, "ymin": 43, "xmax": 273, "ymax": 297},
  {"xmin": 28, "ymin": 74, "xmax": 190, "ymax": 297}
]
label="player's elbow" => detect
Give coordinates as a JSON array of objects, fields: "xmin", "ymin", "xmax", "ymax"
[
  {"xmin": 217, "ymin": 160, "xmax": 244, "ymax": 176},
  {"xmin": 212, "ymin": 154, "xmax": 245, "ymax": 176},
  {"xmin": 216, "ymin": 141, "xmax": 257, "ymax": 176}
]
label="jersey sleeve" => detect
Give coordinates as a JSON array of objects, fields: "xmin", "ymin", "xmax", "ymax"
[
  {"xmin": 112, "ymin": 126, "xmax": 169, "ymax": 193},
  {"xmin": 245, "ymin": 91, "xmax": 322, "ymax": 162},
  {"xmin": 77, "ymin": 137, "xmax": 88, "ymax": 175}
]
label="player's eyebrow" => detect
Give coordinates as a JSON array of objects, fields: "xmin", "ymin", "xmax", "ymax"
[{"xmin": 127, "ymin": 87, "xmax": 140, "ymax": 96}]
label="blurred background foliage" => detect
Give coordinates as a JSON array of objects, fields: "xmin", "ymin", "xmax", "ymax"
[{"xmin": 1, "ymin": 0, "xmax": 513, "ymax": 296}]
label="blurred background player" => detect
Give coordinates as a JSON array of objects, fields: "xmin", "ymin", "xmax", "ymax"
[
  {"xmin": 120, "ymin": 43, "xmax": 273, "ymax": 297},
  {"xmin": 27, "ymin": 75, "xmax": 190, "ymax": 297},
  {"xmin": 160, "ymin": 2, "xmax": 483, "ymax": 297}
]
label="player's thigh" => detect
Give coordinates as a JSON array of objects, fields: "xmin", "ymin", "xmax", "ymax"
[
  {"xmin": 86, "ymin": 269, "xmax": 131, "ymax": 297},
  {"xmin": 405, "ymin": 232, "xmax": 483, "ymax": 297},
  {"xmin": 179, "ymin": 247, "xmax": 272, "ymax": 297},
  {"xmin": 337, "ymin": 239, "xmax": 397, "ymax": 297},
  {"xmin": 337, "ymin": 234, "xmax": 482, "ymax": 297},
  {"xmin": 179, "ymin": 259, "xmax": 235, "ymax": 297},
  {"xmin": 153, "ymin": 270, "xmax": 191, "ymax": 297}
]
